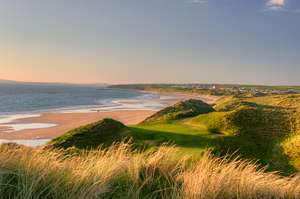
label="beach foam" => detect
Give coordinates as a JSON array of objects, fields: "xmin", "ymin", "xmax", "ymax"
[
  {"xmin": 57, "ymin": 96, "xmax": 170, "ymax": 113},
  {"xmin": 1, "ymin": 123, "xmax": 57, "ymax": 132},
  {"xmin": 0, "ymin": 114, "xmax": 40, "ymax": 124}
]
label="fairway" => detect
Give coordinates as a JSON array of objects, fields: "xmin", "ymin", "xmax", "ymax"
[{"xmin": 130, "ymin": 121, "xmax": 221, "ymax": 156}]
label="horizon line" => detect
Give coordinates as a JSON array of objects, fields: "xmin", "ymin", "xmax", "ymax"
[{"xmin": 1, "ymin": 79, "xmax": 300, "ymax": 87}]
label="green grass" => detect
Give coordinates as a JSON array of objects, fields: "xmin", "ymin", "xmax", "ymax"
[
  {"xmin": 282, "ymin": 134, "xmax": 300, "ymax": 168},
  {"xmin": 48, "ymin": 118, "xmax": 130, "ymax": 150},
  {"xmin": 232, "ymin": 94, "xmax": 300, "ymax": 172},
  {"xmin": 142, "ymin": 99, "xmax": 215, "ymax": 124},
  {"xmin": 130, "ymin": 122, "xmax": 219, "ymax": 156}
]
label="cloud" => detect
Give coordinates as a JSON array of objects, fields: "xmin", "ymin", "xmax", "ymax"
[
  {"xmin": 191, "ymin": 0, "xmax": 208, "ymax": 4},
  {"xmin": 266, "ymin": 0, "xmax": 286, "ymax": 10},
  {"xmin": 267, "ymin": 0, "xmax": 285, "ymax": 6}
]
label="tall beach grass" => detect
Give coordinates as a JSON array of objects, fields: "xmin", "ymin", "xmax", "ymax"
[{"xmin": 0, "ymin": 143, "xmax": 299, "ymax": 199}]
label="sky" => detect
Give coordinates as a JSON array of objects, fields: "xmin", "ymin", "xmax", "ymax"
[{"xmin": 0, "ymin": 0, "xmax": 299, "ymax": 85}]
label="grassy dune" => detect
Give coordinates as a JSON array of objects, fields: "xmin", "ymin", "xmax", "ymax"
[
  {"xmin": 142, "ymin": 99, "xmax": 215, "ymax": 124},
  {"xmin": 1, "ymin": 143, "xmax": 300, "ymax": 199},
  {"xmin": 48, "ymin": 119, "xmax": 129, "ymax": 149}
]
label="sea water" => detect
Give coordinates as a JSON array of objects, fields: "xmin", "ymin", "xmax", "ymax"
[{"xmin": 0, "ymin": 83, "xmax": 162, "ymax": 114}]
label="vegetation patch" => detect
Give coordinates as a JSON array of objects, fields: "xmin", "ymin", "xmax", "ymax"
[
  {"xmin": 186, "ymin": 97, "xmax": 296, "ymax": 173},
  {"xmin": 143, "ymin": 99, "xmax": 215, "ymax": 124},
  {"xmin": 48, "ymin": 118, "xmax": 130, "ymax": 150}
]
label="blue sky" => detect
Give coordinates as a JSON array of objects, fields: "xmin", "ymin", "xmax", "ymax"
[{"xmin": 0, "ymin": 0, "xmax": 299, "ymax": 85}]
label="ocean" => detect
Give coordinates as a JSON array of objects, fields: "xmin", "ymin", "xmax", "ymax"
[{"xmin": 0, "ymin": 83, "xmax": 164, "ymax": 115}]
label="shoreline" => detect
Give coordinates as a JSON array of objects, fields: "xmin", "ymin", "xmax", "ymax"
[{"xmin": 0, "ymin": 91, "xmax": 218, "ymax": 141}]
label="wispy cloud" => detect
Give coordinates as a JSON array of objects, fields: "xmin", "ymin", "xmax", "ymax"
[
  {"xmin": 189, "ymin": 0, "xmax": 299, "ymax": 13},
  {"xmin": 265, "ymin": 0, "xmax": 286, "ymax": 10},
  {"xmin": 190, "ymin": 0, "xmax": 208, "ymax": 4}
]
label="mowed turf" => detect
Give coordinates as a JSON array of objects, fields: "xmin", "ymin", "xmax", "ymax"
[{"xmin": 130, "ymin": 121, "xmax": 220, "ymax": 156}]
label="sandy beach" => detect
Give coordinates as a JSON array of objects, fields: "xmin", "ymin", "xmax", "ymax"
[{"xmin": 0, "ymin": 110, "xmax": 154, "ymax": 140}]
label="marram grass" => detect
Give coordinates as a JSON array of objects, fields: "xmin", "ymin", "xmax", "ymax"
[{"xmin": 0, "ymin": 143, "xmax": 300, "ymax": 199}]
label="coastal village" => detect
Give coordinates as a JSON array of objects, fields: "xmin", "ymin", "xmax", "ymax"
[{"xmin": 168, "ymin": 84, "xmax": 300, "ymax": 96}]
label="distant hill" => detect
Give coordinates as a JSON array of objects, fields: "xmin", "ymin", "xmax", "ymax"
[
  {"xmin": 0, "ymin": 79, "xmax": 108, "ymax": 87},
  {"xmin": 0, "ymin": 79, "xmax": 19, "ymax": 84},
  {"xmin": 142, "ymin": 99, "xmax": 215, "ymax": 124}
]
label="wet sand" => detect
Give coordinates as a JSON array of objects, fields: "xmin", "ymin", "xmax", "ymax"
[{"xmin": 0, "ymin": 110, "xmax": 154, "ymax": 140}]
